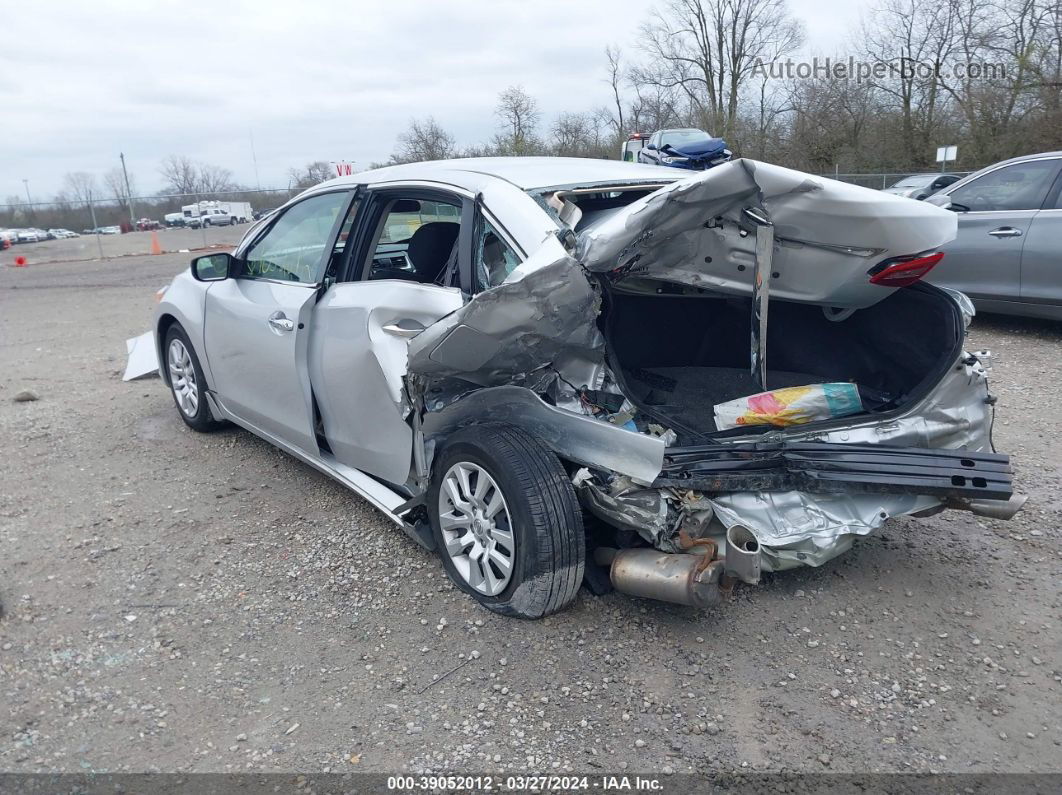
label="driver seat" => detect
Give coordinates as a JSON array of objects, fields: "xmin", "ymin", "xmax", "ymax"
[{"xmin": 406, "ymin": 222, "xmax": 459, "ymax": 283}]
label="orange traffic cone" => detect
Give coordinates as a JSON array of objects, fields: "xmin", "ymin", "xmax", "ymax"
[
  {"xmin": 14, "ymin": 255, "xmax": 27, "ymax": 267},
  {"xmin": 150, "ymin": 230, "xmax": 162, "ymax": 255}
]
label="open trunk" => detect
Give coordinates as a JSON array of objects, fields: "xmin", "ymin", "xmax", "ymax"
[{"xmin": 601, "ymin": 280, "xmax": 965, "ymax": 444}]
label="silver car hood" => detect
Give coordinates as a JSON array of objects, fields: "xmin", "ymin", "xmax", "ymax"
[{"xmin": 576, "ymin": 159, "xmax": 957, "ymax": 308}]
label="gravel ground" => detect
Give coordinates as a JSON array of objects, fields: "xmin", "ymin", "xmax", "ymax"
[{"xmin": 1, "ymin": 253, "xmax": 1060, "ymax": 776}]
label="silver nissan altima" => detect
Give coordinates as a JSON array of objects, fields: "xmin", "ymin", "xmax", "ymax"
[{"xmin": 127, "ymin": 157, "xmax": 1022, "ymax": 618}]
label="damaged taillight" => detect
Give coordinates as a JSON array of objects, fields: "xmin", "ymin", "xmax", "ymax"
[{"xmin": 868, "ymin": 251, "xmax": 944, "ymax": 287}]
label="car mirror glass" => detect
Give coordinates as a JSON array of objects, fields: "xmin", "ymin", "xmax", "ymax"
[{"xmin": 191, "ymin": 252, "xmax": 233, "ymax": 281}]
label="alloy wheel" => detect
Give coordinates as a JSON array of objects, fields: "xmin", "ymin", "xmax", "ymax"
[
  {"xmin": 437, "ymin": 462, "xmax": 515, "ymax": 596},
  {"xmin": 168, "ymin": 338, "xmax": 199, "ymax": 417}
]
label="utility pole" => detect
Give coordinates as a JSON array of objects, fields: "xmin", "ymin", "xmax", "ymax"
[
  {"xmin": 119, "ymin": 152, "xmax": 136, "ymax": 225},
  {"xmin": 249, "ymin": 129, "xmax": 262, "ymax": 191},
  {"xmin": 22, "ymin": 179, "xmax": 32, "ymax": 222}
]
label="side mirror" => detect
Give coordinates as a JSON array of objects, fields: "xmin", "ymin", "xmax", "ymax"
[
  {"xmin": 191, "ymin": 252, "xmax": 234, "ymax": 281},
  {"xmin": 646, "ymin": 142, "xmax": 658, "ymax": 150},
  {"xmin": 925, "ymin": 194, "xmax": 960, "ymax": 211}
]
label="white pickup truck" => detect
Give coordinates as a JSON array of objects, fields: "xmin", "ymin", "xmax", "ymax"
[
  {"xmin": 187, "ymin": 207, "xmax": 233, "ymax": 228},
  {"xmin": 182, "ymin": 201, "xmax": 253, "ymax": 227}
]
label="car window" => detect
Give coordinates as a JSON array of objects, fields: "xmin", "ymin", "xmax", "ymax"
[
  {"xmin": 894, "ymin": 175, "xmax": 933, "ymax": 188},
  {"xmin": 660, "ymin": 130, "xmax": 710, "ymax": 147},
  {"xmin": 475, "ymin": 219, "xmax": 521, "ymax": 289},
  {"xmin": 365, "ymin": 197, "xmax": 461, "ymax": 284},
  {"xmin": 240, "ymin": 191, "xmax": 350, "ymax": 283},
  {"xmin": 948, "ymin": 160, "xmax": 1059, "ymax": 212}
]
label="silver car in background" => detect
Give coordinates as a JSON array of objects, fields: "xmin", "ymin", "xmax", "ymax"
[
  {"xmin": 883, "ymin": 173, "xmax": 961, "ymax": 200},
  {"xmin": 927, "ymin": 151, "xmax": 1062, "ymax": 320}
]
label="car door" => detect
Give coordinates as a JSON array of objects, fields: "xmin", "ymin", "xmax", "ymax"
[
  {"xmin": 1018, "ymin": 164, "xmax": 1062, "ymax": 313},
  {"xmin": 930, "ymin": 158, "xmax": 1061, "ymax": 302},
  {"xmin": 203, "ymin": 189, "xmax": 355, "ymax": 453},
  {"xmin": 307, "ymin": 186, "xmax": 470, "ymax": 485}
]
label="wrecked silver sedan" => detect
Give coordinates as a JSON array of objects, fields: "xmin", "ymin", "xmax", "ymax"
[{"xmin": 129, "ymin": 157, "xmax": 1021, "ymax": 618}]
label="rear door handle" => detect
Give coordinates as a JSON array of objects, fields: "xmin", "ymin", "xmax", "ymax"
[
  {"xmin": 268, "ymin": 312, "xmax": 295, "ymax": 333},
  {"xmin": 382, "ymin": 320, "xmax": 426, "ymax": 338},
  {"xmin": 988, "ymin": 227, "xmax": 1023, "ymax": 238}
]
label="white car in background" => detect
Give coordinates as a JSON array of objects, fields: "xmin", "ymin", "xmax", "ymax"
[
  {"xmin": 16, "ymin": 229, "xmax": 40, "ymax": 243},
  {"xmin": 128, "ymin": 157, "xmax": 1021, "ymax": 619}
]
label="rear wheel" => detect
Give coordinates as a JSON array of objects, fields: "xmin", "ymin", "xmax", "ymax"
[
  {"xmin": 164, "ymin": 325, "xmax": 226, "ymax": 432},
  {"xmin": 429, "ymin": 424, "xmax": 584, "ymax": 619}
]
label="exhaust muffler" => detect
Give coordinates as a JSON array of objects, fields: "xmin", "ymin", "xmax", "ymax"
[
  {"xmin": 948, "ymin": 493, "xmax": 1027, "ymax": 521},
  {"xmin": 724, "ymin": 525, "xmax": 761, "ymax": 585},
  {"xmin": 595, "ymin": 547, "xmax": 723, "ymax": 608}
]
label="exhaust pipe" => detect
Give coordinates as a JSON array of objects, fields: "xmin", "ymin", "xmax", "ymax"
[
  {"xmin": 948, "ymin": 493, "xmax": 1027, "ymax": 521},
  {"xmin": 724, "ymin": 525, "xmax": 761, "ymax": 585},
  {"xmin": 595, "ymin": 547, "xmax": 723, "ymax": 608}
]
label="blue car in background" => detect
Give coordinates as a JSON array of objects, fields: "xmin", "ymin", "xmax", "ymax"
[{"xmin": 637, "ymin": 128, "xmax": 732, "ymax": 170}]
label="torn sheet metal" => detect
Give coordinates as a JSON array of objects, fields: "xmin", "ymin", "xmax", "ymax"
[
  {"xmin": 123, "ymin": 331, "xmax": 159, "ymax": 381},
  {"xmin": 575, "ymin": 473, "xmax": 671, "ymax": 543},
  {"xmin": 708, "ymin": 490, "xmax": 940, "ymax": 571},
  {"xmin": 420, "ymin": 385, "xmax": 665, "ymax": 485},
  {"xmin": 575, "ymin": 159, "xmax": 958, "ymax": 309},
  {"xmin": 407, "ymin": 238, "xmax": 603, "ymax": 388}
]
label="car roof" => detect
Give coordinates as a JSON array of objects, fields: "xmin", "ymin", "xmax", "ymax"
[
  {"xmin": 319, "ymin": 157, "xmax": 681, "ymax": 193},
  {"xmin": 986, "ymin": 151, "xmax": 1062, "ymax": 167}
]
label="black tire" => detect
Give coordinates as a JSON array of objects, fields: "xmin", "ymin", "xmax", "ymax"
[
  {"xmin": 428, "ymin": 424, "xmax": 585, "ymax": 619},
  {"xmin": 163, "ymin": 324, "xmax": 227, "ymax": 432},
  {"xmin": 230, "ymin": 217, "xmax": 237, "ymax": 225}
]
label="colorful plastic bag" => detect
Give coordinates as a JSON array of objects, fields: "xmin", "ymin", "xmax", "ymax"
[{"xmin": 714, "ymin": 383, "xmax": 863, "ymax": 430}]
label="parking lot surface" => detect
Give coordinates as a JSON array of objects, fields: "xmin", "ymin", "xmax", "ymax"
[{"xmin": 1, "ymin": 252, "xmax": 1060, "ymax": 775}]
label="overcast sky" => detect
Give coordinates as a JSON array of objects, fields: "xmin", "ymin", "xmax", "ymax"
[{"xmin": 1, "ymin": 0, "xmax": 869, "ymax": 201}]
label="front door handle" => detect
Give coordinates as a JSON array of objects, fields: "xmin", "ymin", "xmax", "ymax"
[
  {"xmin": 988, "ymin": 227, "xmax": 1023, "ymax": 238},
  {"xmin": 268, "ymin": 312, "xmax": 295, "ymax": 333},
  {"xmin": 382, "ymin": 320, "xmax": 426, "ymax": 338}
]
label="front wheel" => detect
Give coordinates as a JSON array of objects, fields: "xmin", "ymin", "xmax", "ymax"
[
  {"xmin": 429, "ymin": 424, "xmax": 584, "ymax": 619},
  {"xmin": 164, "ymin": 325, "xmax": 226, "ymax": 432}
]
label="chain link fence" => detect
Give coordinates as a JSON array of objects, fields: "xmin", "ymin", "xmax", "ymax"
[
  {"xmin": 3, "ymin": 171, "xmax": 975, "ymax": 264},
  {"xmin": 1, "ymin": 188, "xmax": 293, "ymax": 263}
]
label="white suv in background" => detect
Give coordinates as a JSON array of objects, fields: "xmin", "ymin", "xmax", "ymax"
[{"xmin": 190, "ymin": 208, "xmax": 233, "ymax": 228}]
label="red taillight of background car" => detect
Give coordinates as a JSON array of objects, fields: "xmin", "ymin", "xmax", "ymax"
[{"xmin": 868, "ymin": 251, "xmax": 944, "ymax": 287}]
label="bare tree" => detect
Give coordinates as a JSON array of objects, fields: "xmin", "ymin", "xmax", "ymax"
[
  {"xmin": 860, "ymin": 0, "xmax": 958, "ymax": 166},
  {"xmin": 550, "ymin": 111, "xmax": 610, "ymax": 157},
  {"xmin": 197, "ymin": 163, "xmax": 236, "ymax": 194},
  {"xmin": 104, "ymin": 167, "xmax": 136, "ymax": 211},
  {"xmin": 63, "ymin": 172, "xmax": 98, "ymax": 207},
  {"xmin": 494, "ymin": 86, "xmax": 542, "ymax": 155},
  {"xmin": 938, "ymin": 0, "xmax": 1057, "ymax": 162},
  {"xmin": 159, "ymin": 155, "xmax": 199, "ymax": 195},
  {"xmin": 637, "ymin": 0, "xmax": 803, "ymax": 139},
  {"xmin": 287, "ymin": 161, "xmax": 335, "ymax": 190},
  {"xmin": 604, "ymin": 45, "xmax": 627, "ymax": 136},
  {"xmin": 393, "ymin": 117, "xmax": 457, "ymax": 163}
]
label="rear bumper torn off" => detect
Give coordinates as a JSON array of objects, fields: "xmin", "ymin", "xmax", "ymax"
[{"xmin": 656, "ymin": 441, "xmax": 1013, "ymax": 501}]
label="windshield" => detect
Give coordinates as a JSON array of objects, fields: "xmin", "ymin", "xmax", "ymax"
[
  {"xmin": 892, "ymin": 175, "xmax": 935, "ymax": 188},
  {"xmin": 660, "ymin": 129, "xmax": 712, "ymax": 147}
]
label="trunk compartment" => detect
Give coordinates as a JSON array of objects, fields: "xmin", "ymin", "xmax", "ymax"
[{"xmin": 601, "ymin": 280, "xmax": 965, "ymax": 443}]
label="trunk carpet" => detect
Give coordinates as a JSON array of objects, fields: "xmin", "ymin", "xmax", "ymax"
[{"xmin": 626, "ymin": 366, "xmax": 819, "ymax": 437}]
